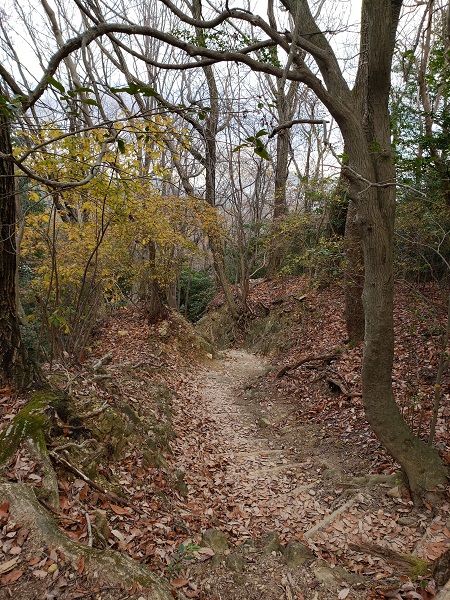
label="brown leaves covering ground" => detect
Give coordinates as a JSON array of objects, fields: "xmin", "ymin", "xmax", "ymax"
[{"xmin": 0, "ymin": 278, "xmax": 449, "ymax": 600}]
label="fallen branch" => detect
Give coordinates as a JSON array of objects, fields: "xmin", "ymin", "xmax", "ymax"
[
  {"xmin": 349, "ymin": 540, "xmax": 431, "ymax": 577},
  {"xmin": 93, "ymin": 353, "xmax": 113, "ymax": 372},
  {"xmin": 275, "ymin": 349, "xmax": 342, "ymax": 379},
  {"xmin": 85, "ymin": 510, "xmax": 93, "ymax": 548},
  {"xmin": 93, "ymin": 373, "xmax": 113, "ymax": 381},
  {"xmin": 326, "ymin": 376, "xmax": 362, "ymax": 398},
  {"xmin": 303, "ymin": 494, "xmax": 362, "ymax": 539}
]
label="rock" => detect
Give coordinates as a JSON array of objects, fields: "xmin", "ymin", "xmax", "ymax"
[
  {"xmin": 226, "ymin": 553, "xmax": 245, "ymax": 573},
  {"xmin": 261, "ymin": 531, "xmax": 282, "ymax": 554},
  {"xmin": 257, "ymin": 416, "xmax": 271, "ymax": 428},
  {"xmin": 332, "ymin": 565, "xmax": 366, "ymax": 585},
  {"xmin": 283, "ymin": 541, "xmax": 314, "ymax": 567},
  {"xmin": 158, "ymin": 321, "xmax": 170, "ymax": 337},
  {"xmin": 322, "ymin": 468, "xmax": 344, "ymax": 481},
  {"xmin": 313, "ymin": 565, "xmax": 340, "ymax": 588},
  {"xmin": 386, "ymin": 485, "xmax": 402, "ymax": 498},
  {"xmin": 241, "ymin": 538, "xmax": 257, "ymax": 555},
  {"xmin": 201, "ymin": 529, "xmax": 229, "ymax": 554},
  {"xmin": 313, "ymin": 561, "xmax": 365, "ymax": 587},
  {"xmin": 315, "ymin": 566, "xmax": 340, "ymax": 587},
  {"xmin": 173, "ymin": 471, "xmax": 188, "ymax": 496},
  {"xmin": 210, "ymin": 554, "xmax": 225, "ymax": 568}
]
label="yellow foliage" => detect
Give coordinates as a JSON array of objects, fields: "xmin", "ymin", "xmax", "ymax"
[{"xmin": 19, "ymin": 118, "xmax": 224, "ymax": 349}]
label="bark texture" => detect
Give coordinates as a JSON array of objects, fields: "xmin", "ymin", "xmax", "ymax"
[
  {"xmin": 280, "ymin": 0, "xmax": 448, "ymax": 493},
  {"xmin": 0, "ymin": 113, "xmax": 29, "ymax": 388}
]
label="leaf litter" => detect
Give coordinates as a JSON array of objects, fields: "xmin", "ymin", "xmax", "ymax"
[{"xmin": 0, "ymin": 278, "xmax": 449, "ymax": 599}]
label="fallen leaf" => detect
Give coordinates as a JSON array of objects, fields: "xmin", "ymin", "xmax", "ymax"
[
  {"xmin": 1, "ymin": 569, "xmax": 23, "ymax": 583},
  {"xmin": 109, "ymin": 504, "xmax": 131, "ymax": 515},
  {"xmin": 338, "ymin": 589, "xmax": 350, "ymax": 600},
  {"xmin": 32, "ymin": 569, "xmax": 48, "ymax": 578},
  {"xmin": 171, "ymin": 577, "xmax": 189, "ymax": 588},
  {"xmin": 0, "ymin": 557, "xmax": 19, "ymax": 574},
  {"xmin": 77, "ymin": 555, "xmax": 85, "ymax": 575},
  {"xmin": 0, "ymin": 502, "xmax": 9, "ymax": 519}
]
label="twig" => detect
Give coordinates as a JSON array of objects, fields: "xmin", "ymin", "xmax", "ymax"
[
  {"xmin": 85, "ymin": 510, "xmax": 93, "ymax": 547},
  {"xmin": 50, "ymin": 451, "xmax": 144, "ymax": 513},
  {"xmin": 52, "ymin": 439, "xmax": 97, "ymax": 452},
  {"xmin": 80, "ymin": 403, "xmax": 109, "ymax": 419}
]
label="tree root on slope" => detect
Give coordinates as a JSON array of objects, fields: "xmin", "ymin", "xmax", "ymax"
[
  {"xmin": 0, "ymin": 483, "xmax": 172, "ymax": 599},
  {"xmin": 0, "ymin": 388, "xmax": 174, "ymax": 598}
]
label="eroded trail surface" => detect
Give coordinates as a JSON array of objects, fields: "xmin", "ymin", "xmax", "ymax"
[
  {"xmin": 174, "ymin": 349, "xmax": 448, "ymax": 600},
  {"xmin": 182, "ymin": 349, "xmax": 323, "ymax": 537}
]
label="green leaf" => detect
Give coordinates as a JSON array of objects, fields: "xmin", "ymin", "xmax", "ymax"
[
  {"xmin": 84, "ymin": 98, "xmax": 99, "ymax": 106},
  {"xmin": 140, "ymin": 86, "xmax": 157, "ymax": 97},
  {"xmin": 46, "ymin": 76, "xmax": 65, "ymax": 93},
  {"xmin": 74, "ymin": 87, "xmax": 94, "ymax": 94},
  {"xmin": 254, "ymin": 145, "xmax": 269, "ymax": 160},
  {"xmin": 255, "ymin": 129, "xmax": 267, "ymax": 138},
  {"xmin": 117, "ymin": 138, "xmax": 126, "ymax": 154}
]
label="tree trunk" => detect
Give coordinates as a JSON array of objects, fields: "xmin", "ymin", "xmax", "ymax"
[
  {"xmin": 344, "ymin": 200, "xmax": 365, "ymax": 343},
  {"xmin": 347, "ymin": 0, "xmax": 448, "ymax": 494},
  {"xmin": 266, "ymin": 126, "xmax": 290, "ymax": 277},
  {"xmin": 144, "ymin": 241, "xmax": 168, "ymax": 324},
  {"xmin": 0, "ymin": 113, "xmax": 29, "ymax": 389},
  {"xmin": 267, "ymin": 79, "xmax": 299, "ymax": 277}
]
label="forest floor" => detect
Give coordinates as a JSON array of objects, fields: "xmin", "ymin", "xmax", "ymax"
[{"xmin": 0, "ymin": 278, "xmax": 449, "ymax": 600}]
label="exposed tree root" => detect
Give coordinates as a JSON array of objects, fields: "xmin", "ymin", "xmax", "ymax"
[
  {"xmin": 435, "ymin": 579, "xmax": 450, "ymax": 600},
  {"xmin": 349, "ymin": 540, "xmax": 431, "ymax": 579},
  {"xmin": 0, "ymin": 483, "xmax": 172, "ymax": 598},
  {"xmin": 0, "ymin": 389, "xmax": 71, "ymax": 510}
]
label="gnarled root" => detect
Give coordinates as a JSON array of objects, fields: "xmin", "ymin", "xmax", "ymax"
[{"xmin": 0, "ymin": 483, "xmax": 172, "ymax": 598}]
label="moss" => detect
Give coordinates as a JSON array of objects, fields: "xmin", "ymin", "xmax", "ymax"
[
  {"xmin": 407, "ymin": 557, "xmax": 432, "ymax": 580},
  {"xmin": 121, "ymin": 403, "xmax": 140, "ymax": 424},
  {"xmin": 0, "ymin": 390, "xmax": 62, "ymax": 465}
]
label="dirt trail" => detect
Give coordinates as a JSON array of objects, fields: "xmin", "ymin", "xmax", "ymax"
[
  {"xmin": 179, "ymin": 349, "xmax": 337, "ymax": 541},
  {"xmin": 175, "ymin": 349, "xmax": 447, "ymax": 599},
  {"xmin": 175, "ymin": 349, "xmax": 372, "ymax": 599}
]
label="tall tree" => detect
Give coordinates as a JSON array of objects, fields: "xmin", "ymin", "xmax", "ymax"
[{"xmin": 0, "ymin": 112, "xmax": 29, "ymax": 388}]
